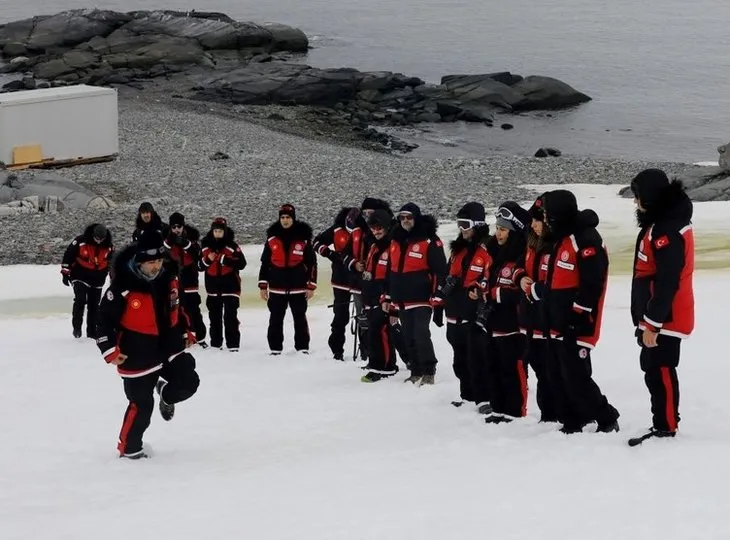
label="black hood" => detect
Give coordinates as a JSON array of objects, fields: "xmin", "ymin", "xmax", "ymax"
[
  {"xmin": 82, "ymin": 223, "xmax": 112, "ymax": 247},
  {"xmin": 392, "ymin": 213, "xmax": 438, "ymax": 242},
  {"xmin": 450, "ymin": 224, "xmax": 490, "ymax": 252},
  {"xmin": 135, "ymin": 211, "xmax": 163, "ymax": 231},
  {"xmin": 546, "ymin": 208, "xmax": 599, "ymax": 239},
  {"xmin": 202, "ymin": 225, "xmax": 236, "ymax": 248},
  {"xmin": 111, "ymin": 244, "xmax": 178, "ymax": 289},
  {"xmin": 333, "ymin": 207, "xmax": 356, "ymax": 227},
  {"xmin": 636, "ymin": 180, "xmax": 693, "ymax": 228},
  {"xmin": 266, "ymin": 220, "xmax": 313, "ymax": 241}
]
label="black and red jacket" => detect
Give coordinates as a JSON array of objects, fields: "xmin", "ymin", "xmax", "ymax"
[
  {"xmin": 258, "ymin": 221, "xmax": 317, "ymax": 294},
  {"xmin": 132, "ymin": 212, "xmax": 166, "ymax": 242},
  {"xmin": 359, "ymin": 231, "xmax": 393, "ymax": 308},
  {"xmin": 443, "ymin": 226, "xmax": 492, "ymax": 323},
  {"xmin": 631, "ymin": 182, "xmax": 694, "ymax": 338},
  {"xmin": 512, "ymin": 234, "xmax": 552, "ymax": 339},
  {"xmin": 96, "ymin": 245, "xmax": 192, "ymax": 378},
  {"xmin": 199, "ymin": 227, "xmax": 247, "ymax": 296},
  {"xmin": 313, "ymin": 207, "xmax": 354, "ymax": 290},
  {"xmin": 61, "ymin": 223, "xmax": 114, "ymax": 288},
  {"xmin": 345, "ymin": 198, "xmax": 393, "ymax": 294},
  {"xmin": 540, "ymin": 209, "xmax": 608, "ymax": 348},
  {"xmin": 385, "ymin": 214, "xmax": 447, "ymax": 308},
  {"xmin": 485, "ymin": 233, "xmax": 526, "ymax": 336},
  {"xmin": 164, "ymin": 225, "xmax": 201, "ymax": 293}
]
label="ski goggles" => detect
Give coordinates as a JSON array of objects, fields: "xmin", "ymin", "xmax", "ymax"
[
  {"xmin": 457, "ymin": 218, "xmax": 484, "ymax": 230},
  {"xmin": 140, "ymin": 246, "xmax": 166, "ymax": 257},
  {"xmin": 495, "ymin": 206, "xmax": 524, "ymax": 231}
]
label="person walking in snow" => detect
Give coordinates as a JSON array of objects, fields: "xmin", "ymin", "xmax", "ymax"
[
  {"xmin": 258, "ymin": 204, "xmax": 317, "ymax": 355},
  {"xmin": 199, "ymin": 218, "xmax": 247, "ymax": 352},
  {"xmin": 627, "ymin": 169, "xmax": 694, "ymax": 446},
  {"xmin": 61, "ymin": 223, "xmax": 114, "ymax": 338},
  {"xmin": 132, "ymin": 201, "xmax": 166, "ymax": 242},
  {"xmin": 164, "ymin": 212, "xmax": 207, "ymax": 346},
  {"xmin": 96, "ymin": 230, "xmax": 200, "ymax": 459}
]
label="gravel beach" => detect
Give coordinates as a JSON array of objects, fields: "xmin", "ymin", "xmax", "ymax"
[{"xmin": 0, "ymin": 89, "xmax": 691, "ymax": 265}]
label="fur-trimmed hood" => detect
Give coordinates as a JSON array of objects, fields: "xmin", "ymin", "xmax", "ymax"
[
  {"xmin": 82, "ymin": 223, "xmax": 113, "ymax": 247},
  {"xmin": 168, "ymin": 224, "xmax": 200, "ymax": 243},
  {"xmin": 391, "ymin": 213, "xmax": 438, "ymax": 242},
  {"xmin": 450, "ymin": 224, "xmax": 490, "ymax": 252},
  {"xmin": 135, "ymin": 211, "xmax": 163, "ymax": 232},
  {"xmin": 202, "ymin": 225, "xmax": 236, "ymax": 248},
  {"xmin": 636, "ymin": 180, "xmax": 693, "ymax": 228},
  {"xmin": 266, "ymin": 220, "xmax": 313, "ymax": 241},
  {"xmin": 111, "ymin": 244, "xmax": 178, "ymax": 289}
]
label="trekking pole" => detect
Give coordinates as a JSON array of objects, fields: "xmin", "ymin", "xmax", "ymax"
[{"xmin": 351, "ymin": 300, "xmax": 359, "ymax": 361}]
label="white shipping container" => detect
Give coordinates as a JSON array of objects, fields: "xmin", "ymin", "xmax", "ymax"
[{"xmin": 0, "ymin": 85, "xmax": 118, "ymax": 166}]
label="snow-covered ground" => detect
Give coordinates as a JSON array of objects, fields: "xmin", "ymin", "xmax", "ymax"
[{"xmin": 1, "ymin": 184, "xmax": 730, "ymax": 539}]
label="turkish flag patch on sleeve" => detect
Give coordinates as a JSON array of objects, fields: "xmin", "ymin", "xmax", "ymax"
[
  {"xmin": 654, "ymin": 235, "xmax": 670, "ymax": 249},
  {"xmin": 581, "ymin": 247, "xmax": 596, "ymax": 258}
]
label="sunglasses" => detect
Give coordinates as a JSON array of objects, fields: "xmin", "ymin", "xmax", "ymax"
[
  {"xmin": 496, "ymin": 207, "xmax": 524, "ymax": 230},
  {"xmin": 457, "ymin": 218, "xmax": 484, "ymax": 230},
  {"xmin": 398, "ymin": 213, "xmax": 414, "ymax": 221},
  {"xmin": 171, "ymin": 224, "xmax": 183, "ymax": 230}
]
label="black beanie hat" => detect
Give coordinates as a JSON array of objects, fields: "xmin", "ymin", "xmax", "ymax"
[
  {"xmin": 367, "ymin": 209, "xmax": 393, "ymax": 229},
  {"xmin": 138, "ymin": 201, "xmax": 154, "ymax": 214},
  {"xmin": 631, "ymin": 168, "xmax": 670, "ymax": 208},
  {"xmin": 495, "ymin": 201, "xmax": 530, "ymax": 232},
  {"xmin": 211, "ymin": 217, "xmax": 227, "ymax": 231},
  {"xmin": 279, "ymin": 203, "xmax": 296, "ymax": 220},
  {"xmin": 361, "ymin": 197, "xmax": 389, "ymax": 211},
  {"xmin": 397, "ymin": 202, "xmax": 422, "ymax": 218},
  {"xmin": 135, "ymin": 231, "xmax": 165, "ymax": 263},
  {"xmin": 457, "ymin": 202, "xmax": 486, "ymax": 222},
  {"xmin": 169, "ymin": 212, "xmax": 185, "ymax": 227},
  {"xmin": 529, "ymin": 193, "xmax": 547, "ymax": 221},
  {"xmin": 92, "ymin": 224, "xmax": 108, "ymax": 240}
]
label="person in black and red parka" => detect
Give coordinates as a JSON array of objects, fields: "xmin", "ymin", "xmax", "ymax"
[
  {"xmin": 164, "ymin": 212, "xmax": 207, "ymax": 346},
  {"xmin": 384, "ymin": 202, "xmax": 447, "ymax": 386},
  {"xmin": 440, "ymin": 202, "xmax": 492, "ymax": 412},
  {"xmin": 258, "ymin": 204, "xmax": 317, "ymax": 355},
  {"xmin": 482, "ymin": 202, "xmax": 530, "ymax": 424},
  {"xmin": 512, "ymin": 194, "xmax": 559, "ymax": 423},
  {"xmin": 629, "ymin": 169, "xmax": 694, "ymax": 443},
  {"xmin": 313, "ymin": 206, "xmax": 360, "ymax": 360},
  {"xmin": 96, "ymin": 230, "xmax": 200, "ymax": 459},
  {"xmin": 199, "ymin": 218, "xmax": 247, "ymax": 352},
  {"xmin": 61, "ymin": 223, "xmax": 114, "ymax": 339},
  {"xmin": 541, "ymin": 189, "xmax": 620, "ymax": 434}
]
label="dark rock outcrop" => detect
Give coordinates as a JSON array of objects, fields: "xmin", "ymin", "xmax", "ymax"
[{"xmin": 0, "ymin": 9, "xmax": 593, "ymax": 153}]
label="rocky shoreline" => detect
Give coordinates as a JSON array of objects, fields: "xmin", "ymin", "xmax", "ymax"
[
  {"xmin": 0, "ymin": 9, "xmax": 593, "ymax": 154},
  {"xmin": 0, "ymin": 90, "xmax": 693, "ymax": 266}
]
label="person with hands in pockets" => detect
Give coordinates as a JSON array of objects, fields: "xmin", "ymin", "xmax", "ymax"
[{"xmin": 258, "ymin": 204, "xmax": 317, "ymax": 355}]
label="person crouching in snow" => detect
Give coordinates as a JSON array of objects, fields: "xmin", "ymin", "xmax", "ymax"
[
  {"xmin": 199, "ymin": 218, "xmax": 247, "ymax": 352},
  {"xmin": 354, "ymin": 209, "xmax": 400, "ymax": 382},
  {"xmin": 96, "ymin": 230, "xmax": 200, "ymax": 459},
  {"xmin": 258, "ymin": 204, "xmax": 317, "ymax": 355}
]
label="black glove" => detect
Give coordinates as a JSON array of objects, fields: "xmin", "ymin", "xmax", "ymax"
[
  {"xmin": 328, "ymin": 251, "xmax": 343, "ymax": 265},
  {"xmin": 433, "ymin": 306, "xmax": 444, "ymax": 327},
  {"xmin": 62, "ymin": 274, "xmax": 70, "ymax": 287},
  {"xmin": 173, "ymin": 234, "xmax": 186, "ymax": 246},
  {"xmin": 568, "ymin": 309, "xmax": 593, "ymax": 336},
  {"xmin": 635, "ymin": 327, "xmax": 644, "ymax": 347}
]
